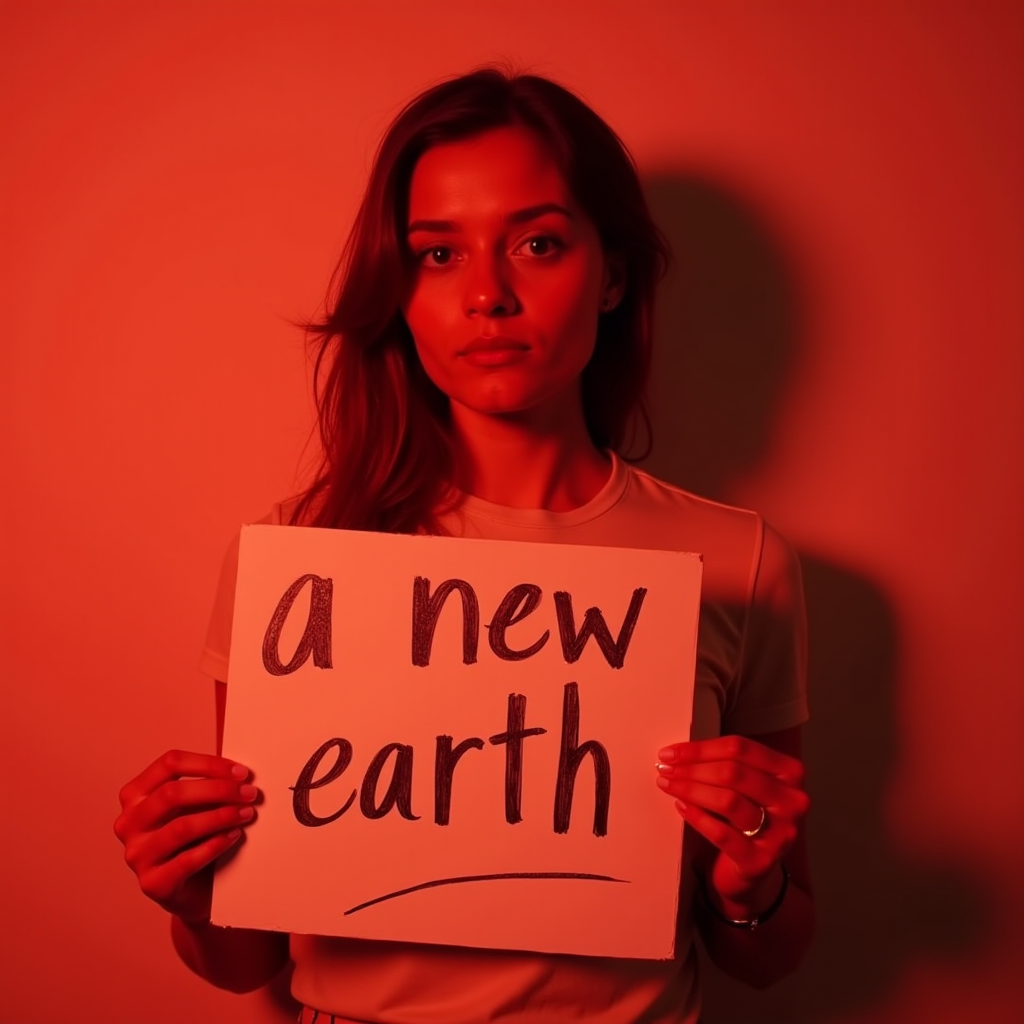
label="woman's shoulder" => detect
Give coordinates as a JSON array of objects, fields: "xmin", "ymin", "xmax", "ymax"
[
  {"xmin": 212, "ymin": 498, "xmax": 301, "ymax": 594},
  {"xmin": 624, "ymin": 462, "xmax": 759, "ymax": 522},
  {"xmin": 617, "ymin": 462, "xmax": 799, "ymax": 595},
  {"xmin": 619, "ymin": 462, "xmax": 760, "ymax": 544}
]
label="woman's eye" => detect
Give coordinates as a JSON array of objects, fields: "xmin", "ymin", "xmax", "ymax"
[
  {"xmin": 420, "ymin": 246, "xmax": 454, "ymax": 267},
  {"xmin": 517, "ymin": 236, "xmax": 561, "ymax": 257}
]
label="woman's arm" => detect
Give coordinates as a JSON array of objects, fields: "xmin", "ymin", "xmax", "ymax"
[
  {"xmin": 170, "ymin": 913, "xmax": 289, "ymax": 994},
  {"xmin": 114, "ymin": 682, "xmax": 290, "ymax": 993},
  {"xmin": 657, "ymin": 725, "xmax": 815, "ymax": 988}
]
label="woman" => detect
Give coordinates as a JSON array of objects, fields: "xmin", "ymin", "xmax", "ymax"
[{"xmin": 115, "ymin": 68, "xmax": 813, "ymax": 1023}]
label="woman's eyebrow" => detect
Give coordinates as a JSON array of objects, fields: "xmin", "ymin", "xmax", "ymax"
[{"xmin": 407, "ymin": 202, "xmax": 573, "ymax": 235}]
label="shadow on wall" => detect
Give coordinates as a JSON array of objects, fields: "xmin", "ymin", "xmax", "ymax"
[{"xmin": 641, "ymin": 175, "xmax": 988, "ymax": 1023}]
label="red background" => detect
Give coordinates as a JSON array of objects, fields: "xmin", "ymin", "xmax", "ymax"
[{"xmin": 2, "ymin": 2, "xmax": 1021, "ymax": 1022}]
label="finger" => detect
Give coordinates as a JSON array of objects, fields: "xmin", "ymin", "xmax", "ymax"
[
  {"xmin": 657, "ymin": 762, "xmax": 810, "ymax": 833},
  {"xmin": 124, "ymin": 804, "xmax": 256, "ymax": 874},
  {"xmin": 673, "ymin": 802, "xmax": 778, "ymax": 881},
  {"xmin": 657, "ymin": 736, "xmax": 802, "ymax": 780},
  {"xmin": 126, "ymin": 778, "xmax": 260, "ymax": 835},
  {"xmin": 657, "ymin": 737, "xmax": 804, "ymax": 784},
  {"xmin": 116, "ymin": 777, "xmax": 259, "ymax": 845},
  {"xmin": 119, "ymin": 750, "xmax": 249, "ymax": 810},
  {"xmin": 673, "ymin": 795, "xmax": 799, "ymax": 869},
  {"xmin": 137, "ymin": 829, "xmax": 244, "ymax": 907},
  {"xmin": 655, "ymin": 775, "xmax": 765, "ymax": 834},
  {"xmin": 657, "ymin": 758, "xmax": 785, "ymax": 810}
]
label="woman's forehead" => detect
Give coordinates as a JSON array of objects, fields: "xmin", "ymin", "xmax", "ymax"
[{"xmin": 407, "ymin": 126, "xmax": 573, "ymax": 223}]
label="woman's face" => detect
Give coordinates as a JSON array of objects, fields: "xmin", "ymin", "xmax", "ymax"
[{"xmin": 401, "ymin": 125, "xmax": 620, "ymax": 427}]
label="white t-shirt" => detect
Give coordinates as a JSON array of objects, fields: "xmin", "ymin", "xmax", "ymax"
[{"xmin": 201, "ymin": 454, "xmax": 808, "ymax": 1023}]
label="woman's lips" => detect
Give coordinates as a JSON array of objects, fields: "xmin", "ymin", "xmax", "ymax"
[{"xmin": 459, "ymin": 336, "xmax": 530, "ymax": 367}]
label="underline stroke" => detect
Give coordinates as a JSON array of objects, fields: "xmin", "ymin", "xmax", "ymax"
[{"xmin": 344, "ymin": 871, "xmax": 630, "ymax": 915}]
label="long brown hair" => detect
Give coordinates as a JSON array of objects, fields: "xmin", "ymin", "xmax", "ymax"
[{"xmin": 292, "ymin": 68, "xmax": 670, "ymax": 534}]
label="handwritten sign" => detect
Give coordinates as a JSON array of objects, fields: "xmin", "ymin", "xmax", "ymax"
[{"xmin": 211, "ymin": 525, "xmax": 703, "ymax": 958}]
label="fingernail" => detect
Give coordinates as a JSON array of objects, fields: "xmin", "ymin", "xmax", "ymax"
[
  {"xmin": 227, "ymin": 828, "xmax": 242, "ymax": 841},
  {"xmin": 231, "ymin": 765, "xmax": 249, "ymax": 780},
  {"xmin": 655, "ymin": 762, "xmax": 672, "ymax": 773},
  {"xmin": 239, "ymin": 784, "xmax": 259, "ymax": 801},
  {"xmin": 657, "ymin": 749, "xmax": 677, "ymax": 763},
  {"xmin": 675, "ymin": 800, "xmax": 688, "ymax": 813},
  {"xmin": 656, "ymin": 776, "xmax": 671, "ymax": 790},
  {"xmin": 238, "ymin": 806, "xmax": 255, "ymax": 821}
]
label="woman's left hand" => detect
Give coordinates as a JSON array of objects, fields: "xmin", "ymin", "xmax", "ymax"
[{"xmin": 656, "ymin": 735, "xmax": 809, "ymax": 909}]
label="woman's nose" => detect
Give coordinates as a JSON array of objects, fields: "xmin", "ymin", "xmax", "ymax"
[{"xmin": 463, "ymin": 254, "xmax": 518, "ymax": 318}]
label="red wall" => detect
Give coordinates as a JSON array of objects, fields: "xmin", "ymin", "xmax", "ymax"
[{"xmin": 2, "ymin": 2, "xmax": 1021, "ymax": 1022}]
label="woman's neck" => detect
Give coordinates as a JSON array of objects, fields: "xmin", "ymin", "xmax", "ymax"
[{"xmin": 448, "ymin": 403, "xmax": 611, "ymax": 512}]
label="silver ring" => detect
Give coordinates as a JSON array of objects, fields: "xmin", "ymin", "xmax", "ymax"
[{"xmin": 741, "ymin": 805, "xmax": 767, "ymax": 838}]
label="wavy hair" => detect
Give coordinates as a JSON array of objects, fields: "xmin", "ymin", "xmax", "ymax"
[{"xmin": 292, "ymin": 67, "xmax": 670, "ymax": 533}]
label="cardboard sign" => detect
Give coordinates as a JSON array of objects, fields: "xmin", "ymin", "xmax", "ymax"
[{"xmin": 212, "ymin": 525, "xmax": 703, "ymax": 959}]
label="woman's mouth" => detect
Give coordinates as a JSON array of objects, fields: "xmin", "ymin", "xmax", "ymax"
[{"xmin": 459, "ymin": 336, "xmax": 530, "ymax": 367}]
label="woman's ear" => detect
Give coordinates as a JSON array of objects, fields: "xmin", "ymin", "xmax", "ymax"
[{"xmin": 601, "ymin": 253, "xmax": 627, "ymax": 312}]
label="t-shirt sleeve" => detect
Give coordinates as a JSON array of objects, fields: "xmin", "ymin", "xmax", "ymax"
[
  {"xmin": 722, "ymin": 519, "xmax": 809, "ymax": 736},
  {"xmin": 198, "ymin": 504, "xmax": 284, "ymax": 682}
]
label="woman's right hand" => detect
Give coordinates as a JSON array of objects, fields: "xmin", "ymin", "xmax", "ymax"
[{"xmin": 114, "ymin": 751, "xmax": 260, "ymax": 925}]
